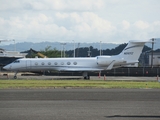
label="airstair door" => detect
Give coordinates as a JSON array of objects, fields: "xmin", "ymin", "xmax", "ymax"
[{"xmin": 26, "ymin": 60, "xmax": 31, "ymax": 70}]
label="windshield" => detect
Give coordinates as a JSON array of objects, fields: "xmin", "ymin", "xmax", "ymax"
[{"xmin": 13, "ymin": 60, "xmax": 20, "ymax": 63}]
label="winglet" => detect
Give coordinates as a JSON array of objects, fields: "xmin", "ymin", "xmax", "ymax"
[{"xmin": 106, "ymin": 60, "xmax": 115, "ymax": 70}]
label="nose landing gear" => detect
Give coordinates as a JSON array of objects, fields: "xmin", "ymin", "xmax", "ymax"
[{"xmin": 13, "ymin": 71, "xmax": 18, "ymax": 79}]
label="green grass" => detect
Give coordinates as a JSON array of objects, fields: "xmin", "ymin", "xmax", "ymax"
[{"xmin": 0, "ymin": 80, "xmax": 160, "ymax": 89}]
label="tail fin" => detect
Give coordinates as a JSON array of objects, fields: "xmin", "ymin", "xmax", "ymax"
[{"xmin": 119, "ymin": 40, "xmax": 147, "ymax": 62}]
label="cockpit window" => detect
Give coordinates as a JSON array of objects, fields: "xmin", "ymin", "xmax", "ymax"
[{"xmin": 13, "ymin": 60, "xmax": 20, "ymax": 63}]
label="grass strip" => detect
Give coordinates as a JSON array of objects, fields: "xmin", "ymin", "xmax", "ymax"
[{"xmin": 0, "ymin": 80, "xmax": 160, "ymax": 89}]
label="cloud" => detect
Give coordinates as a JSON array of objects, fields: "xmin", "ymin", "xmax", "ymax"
[
  {"xmin": 0, "ymin": 0, "xmax": 104, "ymax": 11},
  {"xmin": 122, "ymin": 20, "xmax": 130, "ymax": 30},
  {"xmin": 70, "ymin": 12, "xmax": 114, "ymax": 33},
  {"xmin": 134, "ymin": 20, "xmax": 149, "ymax": 29},
  {"xmin": 56, "ymin": 12, "xmax": 69, "ymax": 19},
  {"xmin": 0, "ymin": 0, "xmax": 160, "ymax": 44}
]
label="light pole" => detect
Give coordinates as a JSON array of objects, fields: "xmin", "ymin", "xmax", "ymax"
[
  {"xmin": 60, "ymin": 43, "xmax": 62, "ymax": 58},
  {"xmin": 151, "ymin": 38, "xmax": 155, "ymax": 68},
  {"xmin": 0, "ymin": 39, "xmax": 16, "ymax": 51},
  {"xmin": 13, "ymin": 39, "xmax": 16, "ymax": 51},
  {"xmin": 73, "ymin": 40, "xmax": 75, "ymax": 57},
  {"xmin": 63, "ymin": 43, "xmax": 66, "ymax": 57},
  {"xmin": 100, "ymin": 41, "xmax": 102, "ymax": 56},
  {"xmin": 60, "ymin": 43, "xmax": 66, "ymax": 57},
  {"xmin": 88, "ymin": 46, "xmax": 91, "ymax": 57},
  {"xmin": 77, "ymin": 43, "xmax": 80, "ymax": 57}
]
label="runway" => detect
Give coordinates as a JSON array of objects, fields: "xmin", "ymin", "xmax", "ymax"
[{"xmin": 0, "ymin": 89, "xmax": 160, "ymax": 120}]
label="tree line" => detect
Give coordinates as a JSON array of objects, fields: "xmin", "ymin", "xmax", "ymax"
[{"xmin": 26, "ymin": 43, "xmax": 153, "ymax": 58}]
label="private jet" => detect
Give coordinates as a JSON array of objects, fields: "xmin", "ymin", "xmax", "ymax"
[{"xmin": 3, "ymin": 40, "xmax": 149, "ymax": 79}]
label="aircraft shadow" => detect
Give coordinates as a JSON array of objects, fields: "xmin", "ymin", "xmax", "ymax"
[{"xmin": 105, "ymin": 115, "xmax": 160, "ymax": 118}]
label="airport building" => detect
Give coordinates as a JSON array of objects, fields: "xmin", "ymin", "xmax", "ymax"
[
  {"xmin": 0, "ymin": 48, "xmax": 27, "ymax": 70},
  {"xmin": 149, "ymin": 52, "xmax": 160, "ymax": 67}
]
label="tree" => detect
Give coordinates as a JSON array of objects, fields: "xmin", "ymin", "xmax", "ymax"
[
  {"xmin": 65, "ymin": 43, "xmax": 128, "ymax": 57},
  {"xmin": 40, "ymin": 46, "xmax": 61, "ymax": 58}
]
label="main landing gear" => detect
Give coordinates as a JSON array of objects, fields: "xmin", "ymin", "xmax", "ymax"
[
  {"xmin": 13, "ymin": 71, "xmax": 18, "ymax": 79},
  {"xmin": 83, "ymin": 72, "xmax": 90, "ymax": 80}
]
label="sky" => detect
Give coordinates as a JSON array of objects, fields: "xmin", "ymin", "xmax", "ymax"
[{"xmin": 0, "ymin": 0, "xmax": 160, "ymax": 45}]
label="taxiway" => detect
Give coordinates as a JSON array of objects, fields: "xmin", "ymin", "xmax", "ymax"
[{"xmin": 0, "ymin": 89, "xmax": 160, "ymax": 120}]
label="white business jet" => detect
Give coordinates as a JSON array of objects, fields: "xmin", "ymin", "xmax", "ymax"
[{"xmin": 3, "ymin": 40, "xmax": 149, "ymax": 79}]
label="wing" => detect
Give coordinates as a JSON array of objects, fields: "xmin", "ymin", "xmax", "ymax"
[
  {"xmin": 106, "ymin": 60, "xmax": 115, "ymax": 70},
  {"xmin": 58, "ymin": 67, "xmax": 103, "ymax": 72}
]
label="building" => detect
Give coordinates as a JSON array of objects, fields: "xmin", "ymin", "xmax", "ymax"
[{"xmin": 149, "ymin": 52, "xmax": 160, "ymax": 67}]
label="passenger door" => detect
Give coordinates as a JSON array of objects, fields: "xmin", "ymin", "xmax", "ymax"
[{"xmin": 26, "ymin": 60, "xmax": 31, "ymax": 70}]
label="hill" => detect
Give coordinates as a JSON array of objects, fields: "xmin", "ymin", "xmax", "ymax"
[{"xmin": 0, "ymin": 41, "xmax": 118, "ymax": 52}]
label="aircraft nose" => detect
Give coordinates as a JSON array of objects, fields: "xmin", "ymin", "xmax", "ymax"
[{"xmin": 3, "ymin": 65, "xmax": 11, "ymax": 70}]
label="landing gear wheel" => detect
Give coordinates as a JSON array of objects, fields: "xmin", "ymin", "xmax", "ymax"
[
  {"xmin": 83, "ymin": 72, "xmax": 90, "ymax": 80},
  {"xmin": 13, "ymin": 71, "xmax": 18, "ymax": 79},
  {"xmin": 84, "ymin": 76, "xmax": 90, "ymax": 80},
  {"xmin": 14, "ymin": 76, "xmax": 17, "ymax": 79}
]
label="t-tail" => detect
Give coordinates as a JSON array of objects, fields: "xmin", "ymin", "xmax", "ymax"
[{"xmin": 118, "ymin": 40, "xmax": 148, "ymax": 64}]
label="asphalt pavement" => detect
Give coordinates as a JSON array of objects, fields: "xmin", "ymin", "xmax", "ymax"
[
  {"xmin": 0, "ymin": 71, "xmax": 158, "ymax": 81},
  {"xmin": 0, "ymin": 88, "xmax": 160, "ymax": 120}
]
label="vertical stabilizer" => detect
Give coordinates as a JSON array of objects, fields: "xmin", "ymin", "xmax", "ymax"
[{"xmin": 119, "ymin": 40, "xmax": 147, "ymax": 62}]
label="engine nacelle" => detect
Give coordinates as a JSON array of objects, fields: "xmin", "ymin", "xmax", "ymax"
[
  {"xmin": 96, "ymin": 56, "xmax": 112, "ymax": 65},
  {"xmin": 97, "ymin": 56, "xmax": 126, "ymax": 66}
]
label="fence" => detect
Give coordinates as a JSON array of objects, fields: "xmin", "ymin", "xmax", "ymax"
[{"xmin": 1, "ymin": 66, "xmax": 160, "ymax": 76}]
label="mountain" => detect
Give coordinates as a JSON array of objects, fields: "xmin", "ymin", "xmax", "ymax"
[
  {"xmin": 0, "ymin": 42, "xmax": 118, "ymax": 52},
  {"xmin": 0, "ymin": 41, "xmax": 159, "ymax": 52}
]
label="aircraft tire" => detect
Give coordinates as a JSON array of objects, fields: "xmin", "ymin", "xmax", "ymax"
[
  {"xmin": 14, "ymin": 76, "xmax": 17, "ymax": 79},
  {"xmin": 84, "ymin": 76, "xmax": 90, "ymax": 80}
]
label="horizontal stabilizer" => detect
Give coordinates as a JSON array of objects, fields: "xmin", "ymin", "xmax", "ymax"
[{"xmin": 106, "ymin": 60, "xmax": 115, "ymax": 70}]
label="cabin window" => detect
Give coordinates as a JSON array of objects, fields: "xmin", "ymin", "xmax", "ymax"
[
  {"xmin": 13, "ymin": 60, "xmax": 20, "ymax": 63},
  {"xmin": 41, "ymin": 62, "xmax": 45, "ymax": 65},
  {"xmin": 48, "ymin": 62, "xmax": 51, "ymax": 65},
  {"xmin": 73, "ymin": 62, "xmax": 77, "ymax": 65},
  {"xmin": 35, "ymin": 62, "xmax": 38, "ymax": 65},
  {"xmin": 67, "ymin": 62, "xmax": 71, "ymax": 65},
  {"xmin": 54, "ymin": 62, "xmax": 58, "ymax": 65}
]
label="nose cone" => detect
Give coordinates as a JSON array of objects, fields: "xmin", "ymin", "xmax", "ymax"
[{"xmin": 3, "ymin": 65, "xmax": 10, "ymax": 70}]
